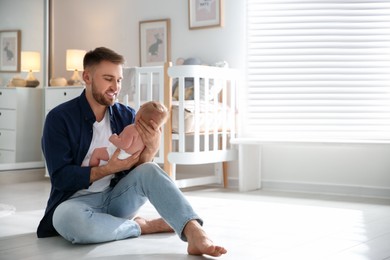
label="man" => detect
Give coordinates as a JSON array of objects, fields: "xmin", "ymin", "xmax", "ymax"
[{"xmin": 37, "ymin": 47, "xmax": 226, "ymax": 257}]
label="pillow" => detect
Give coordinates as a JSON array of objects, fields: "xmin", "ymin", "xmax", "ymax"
[
  {"xmin": 171, "ymin": 57, "xmax": 227, "ymax": 101},
  {"xmin": 172, "ymin": 78, "xmax": 220, "ymax": 101}
]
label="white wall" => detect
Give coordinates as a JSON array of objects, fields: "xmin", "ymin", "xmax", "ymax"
[
  {"xmin": 261, "ymin": 143, "xmax": 390, "ymax": 197},
  {"xmin": 0, "ymin": 0, "xmax": 45, "ymax": 86},
  {"xmin": 50, "ymin": 0, "xmax": 246, "ymax": 79}
]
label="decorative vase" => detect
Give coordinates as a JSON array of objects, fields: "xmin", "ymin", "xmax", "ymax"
[{"xmin": 50, "ymin": 77, "xmax": 67, "ymax": 86}]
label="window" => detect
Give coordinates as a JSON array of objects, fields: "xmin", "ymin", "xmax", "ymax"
[{"xmin": 245, "ymin": 0, "xmax": 390, "ymax": 141}]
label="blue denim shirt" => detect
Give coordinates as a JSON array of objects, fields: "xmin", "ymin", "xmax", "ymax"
[{"xmin": 37, "ymin": 90, "xmax": 136, "ymax": 238}]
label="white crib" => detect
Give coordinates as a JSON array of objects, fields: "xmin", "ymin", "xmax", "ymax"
[{"xmin": 121, "ymin": 62, "xmax": 239, "ymax": 188}]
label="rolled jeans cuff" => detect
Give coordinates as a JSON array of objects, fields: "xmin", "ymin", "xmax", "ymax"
[{"xmin": 179, "ymin": 217, "xmax": 204, "ymax": 242}]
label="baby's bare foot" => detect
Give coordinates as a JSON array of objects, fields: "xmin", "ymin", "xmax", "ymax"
[{"xmin": 134, "ymin": 216, "xmax": 174, "ymax": 234}]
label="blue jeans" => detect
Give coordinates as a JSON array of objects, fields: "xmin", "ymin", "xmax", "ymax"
[{"xmin": 52, "ymin": 162, "xmax": 202, "ymax": 244}]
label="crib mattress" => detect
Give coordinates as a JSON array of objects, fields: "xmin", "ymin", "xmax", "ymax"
[{"xmin": 171, "ymin": 100, "xmax": 231, "ymax": 134}]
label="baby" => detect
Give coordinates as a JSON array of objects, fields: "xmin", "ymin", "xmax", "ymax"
[{"xmin": 89, "ymin": 101, "xmax": 169, "ymax": 167}]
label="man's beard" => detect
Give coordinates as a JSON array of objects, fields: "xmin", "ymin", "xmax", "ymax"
[{"xmin": 91, "ymin": 80, "xmax": 116, "ymax": 106}]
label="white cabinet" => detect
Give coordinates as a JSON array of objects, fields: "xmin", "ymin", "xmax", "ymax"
[
  {"xmin": 0, "ymin": 87, "xmax": 43, "ymax": 163},
  {"xmin": 43, "ymin": 86, "xmax": 84, "ymax": 176},
  {"xmin": 44, "ymin": 86, "xmax": 84, "ymax": 115}
]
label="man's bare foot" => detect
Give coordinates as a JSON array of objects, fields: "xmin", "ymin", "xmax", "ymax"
[
  {"xmin": 184, "ymin": 220, "xmax": 227, "ymax": 257},
  {"xmin": 134, "ymin": 216, "xmax": 174, "ymax": 234}
]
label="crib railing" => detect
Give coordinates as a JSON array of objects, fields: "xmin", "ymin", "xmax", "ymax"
[{"xmin": 125, "ymin": 62, "xmax": 240, "ymax": 188}]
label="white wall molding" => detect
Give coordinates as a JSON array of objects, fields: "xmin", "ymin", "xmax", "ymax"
[
  {"xmin": 0, "ymin": 168, "xmax": 46, "ymax": 185},
  {"xmin": 261, "ymin": 180, "xmax": 390, "ymax": 199}
]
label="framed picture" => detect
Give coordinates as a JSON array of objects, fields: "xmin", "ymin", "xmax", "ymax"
[
  {"xmin": 0, "ymin": 30, "xmax": 21, "ymax": 72},
  {"xmin": 139, "ymin": 19, "xmax": 171, "ymax": 67},
  {"xmin": 188, "ymin": 0, "xmax": 224, "ymax": 29}
]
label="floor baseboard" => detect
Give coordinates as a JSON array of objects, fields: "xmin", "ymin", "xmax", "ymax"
[
  {"xmin": 262, "ymin": 179, "xmax": 390, "ymax": 199},
  {"xmin": 0, "ymin": 168, "xmax": 46, "ymax": 185},
  {"xmin": 2, "ymin": 171, "xmax": 388, "ymax": 199}
]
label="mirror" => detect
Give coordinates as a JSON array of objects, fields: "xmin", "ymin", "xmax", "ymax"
[
  {"xmin": 48, "ymin": 0, "xmax": 142, "ymax": 80},
  {"xmin": 0, "ymin": 0, "xmax": 47, "ymax": 171}
]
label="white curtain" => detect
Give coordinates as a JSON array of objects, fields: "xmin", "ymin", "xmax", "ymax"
[{"xmin": 245, "ymin": 0, "xmax": 390, "ymax": 141}]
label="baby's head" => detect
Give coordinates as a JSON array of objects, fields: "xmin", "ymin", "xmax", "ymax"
[{"xmin": 136, "ymin": 101, "xmax": 169, "ymax": 127}]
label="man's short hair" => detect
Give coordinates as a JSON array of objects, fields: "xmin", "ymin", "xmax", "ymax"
[{"xmin": 83, "ymin": 47, "xmax": 125, "ymax": 69}]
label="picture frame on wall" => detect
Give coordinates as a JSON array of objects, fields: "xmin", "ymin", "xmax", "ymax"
[
  {"xmin": 139, "ymin": 19, "xmax": 171, "ymax": 67},
  {"xmin": 188, "ymin": 0, "xmax": 224, "ymax": 29},
  {"xmin": 0, "ymin": 30, "xmax": 21, "ymax": 72}
]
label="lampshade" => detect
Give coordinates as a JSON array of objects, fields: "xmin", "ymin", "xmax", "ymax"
[
  {"xmin": 20, "ymin": 51, "xmax": 40, "ymax": 87},
  {"xmin": 66, "ymin": 49, "xmax": 86, "ymax": 71},
  {"xmin": 66, "ymin": 49, "xmax": 86, "ymax": 86},
  {"xmin": 21, "ymin": 51, "xmax": 41, "ymax": 72}
]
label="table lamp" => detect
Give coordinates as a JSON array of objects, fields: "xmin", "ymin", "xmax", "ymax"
[
  {"xmin": 21, "ymin": 51, "xmax": 40, "ymax": 87},
  {"xmin": 66, "ymin": 49, "xmax": 86, "ymax": 85}
]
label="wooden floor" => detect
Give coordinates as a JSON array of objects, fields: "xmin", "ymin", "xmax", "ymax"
[{"xmin": 1, "ymin": 177, "xmax": 390, "ymax": 259}]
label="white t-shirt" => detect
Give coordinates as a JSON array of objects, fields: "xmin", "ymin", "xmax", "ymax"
[{"xmin": 78, "ymin": 110, "xmax": 114, "ymax": 194}]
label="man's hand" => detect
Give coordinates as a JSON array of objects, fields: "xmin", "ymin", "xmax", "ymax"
[
  {"xmin": 90, "ymin": 149, "xmax": 140, "ymax": 183},
  {"xmin": 136, "ymin": 118, "xmax": 161, "ymax": 164}
]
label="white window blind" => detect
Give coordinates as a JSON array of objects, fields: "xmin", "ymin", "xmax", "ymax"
[{"xmin": 245, "ymin": 0, "xmax": 390, "ymax": 141}]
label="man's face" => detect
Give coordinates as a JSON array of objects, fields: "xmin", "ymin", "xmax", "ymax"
[{"xmin": 85, "ymin": 60, "xmax": 123, "ymax": 107}]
